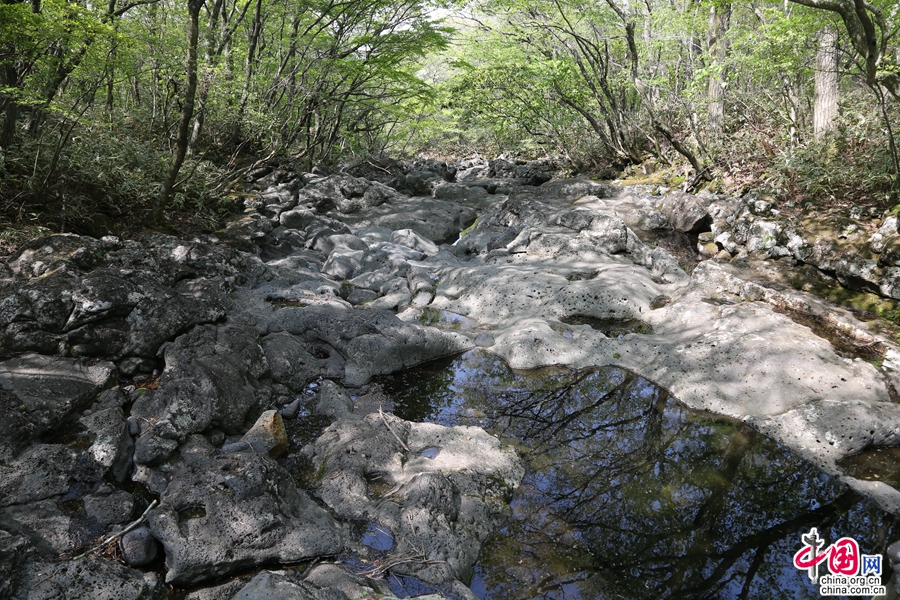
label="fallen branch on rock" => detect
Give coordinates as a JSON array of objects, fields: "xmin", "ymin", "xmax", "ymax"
[
  {"xmin": 357, "ymin": 548, "xmax": 446, "ymax": 580},
  {"xmin": 379, "ymin": 405, "xmax": 410, "ymax": 453},
  {"xmin": 72, "ymin": 500, "xmax": 158, "ymax": 560}
]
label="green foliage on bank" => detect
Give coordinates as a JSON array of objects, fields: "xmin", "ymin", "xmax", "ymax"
[{"xmin": 0, "ymin": 0, "xmax": 898, "ymax": 239}]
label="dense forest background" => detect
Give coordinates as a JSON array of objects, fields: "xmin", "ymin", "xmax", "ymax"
[{"xmin": 0, "ymin": 0, "xmax": 898, "ymax": 240}]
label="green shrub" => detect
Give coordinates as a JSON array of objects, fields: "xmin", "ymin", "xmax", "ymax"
[{"xmin": 768, "ymin": 105, "xmax": 897, "ymax": 206}]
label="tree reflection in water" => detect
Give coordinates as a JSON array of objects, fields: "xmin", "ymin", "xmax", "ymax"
[{"xmin": 382, "ymin": 350, "xmax": 899, "ymax": 600}]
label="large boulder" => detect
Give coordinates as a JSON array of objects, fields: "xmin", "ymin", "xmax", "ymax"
[
  {"xmin": 275, "ymin": 305, "xmax": 474, "ymax": 386},
  {"xmin": 131, "ymin": 324, "xmax": 269, "ymax": 465},
  {"xmin": 146, "ymin": 436, "xmax": 342, "ymax": 586},
  {"xmin": 0, "ymin": 443, "xmax": 106, "ymax": 507},
  {"xmin": 660, "ymin": 191, "xmax": 712, "ymax": 233},
  {"xmin": 304, "ymin": 412, "xmax": 524, "ymax": 587},
  {"xmin": 260, "ymin": 331, "xmax": 328, "ymax": 390},
  {"xmin": 0, "ymin": 355, "xmax": 116, "ymax": 460},
  {"xmin": 432, "ymin": 182, "xmax": 493, "ymax": 210},
  {"xmin": 329, "ymin": 196, "xmax": 477, "ymax": 245},
  {"xmin": 294, "ymin": 175, "xmax": 404, "ymax": 215},
  {"xmin": 0, "ymin": 235, "xmax": 232, "ymax": 359}
]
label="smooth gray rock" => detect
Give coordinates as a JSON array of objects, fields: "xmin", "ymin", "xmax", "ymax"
[
  {"xmin": 345, "ymin": 287, "xmax": 378, "ymax": 305},
  {"xmin": 183, "ymin": 580, "xmax": 245, "ymax": 600},
  {"xmin": 356, "ymin": 241, "xmax": 425, "ymax": 277},
  {"xmin": 120, "ymin": 525, "xmax": 158, "ymax": 567},
  {"xmin": 321, "ymin": 248, "xmax": 364, "ymax": 280},
  {"xmin": 313, "ymin": 380, "xmax": 355, "ymax": 419},
  {"xmin": 326, "ymin": 233, "xmax": 368, "ymax": 253},
  {"xmin": 348, "ymin": 268, "xmax": 404, "ymax": 295},
  {"xmin": 279, "ymin": 208, "xmax": 316, "ymax": 230},
  {"xmin": 279, "ymin": 397, "xmax": 305, "ymax": 419},
  {"xmin": 359, "ymin": 288, "xmax": 412, "ymax": 311},
  {"xmin": 432, "ymin": 182, "xmax": 492, "ymax": 210},
  {"xmin": 355, "ymin": 225, "xmax": 393, "ymax": 246},
  {"xmin": 390, "ymin": 228, "xmax": 440, "ymax": 256},
  {"xmin": 231, "ymin": 571, "xmax": 339, "ymax": 600},
  {"xmin": 328, "ymin": 196, "xmax": 477, "ymax": 245},
  {"xmin": 303, "ymin": 564, "xmax": 394, "ymax": 599}
]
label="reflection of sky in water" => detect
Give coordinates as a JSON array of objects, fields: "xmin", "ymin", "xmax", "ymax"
[
  {"xmin": 382, "ymin": 350, "xmax": 900, "ymax": 600},
  {"xmin": 361, "ymin": 521, "xmax": 393, "ymax": 552}
]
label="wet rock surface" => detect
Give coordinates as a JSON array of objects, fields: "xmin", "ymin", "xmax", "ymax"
[{"xmin": 1, "ymin": 156, "xmax": 900, "ymax": 598}]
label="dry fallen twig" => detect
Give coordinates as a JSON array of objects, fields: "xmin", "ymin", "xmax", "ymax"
[
  {"xmin": 72, "ymin": 499, "xmax": 158, "ymax": 560},
  {"xmin": 379, "ymin": 405, "xmax": 410, "ymax": 453}
]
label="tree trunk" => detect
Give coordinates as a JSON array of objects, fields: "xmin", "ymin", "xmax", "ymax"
[
  {"xmin": 813, "ymin": 27, "xmax": 839, "ymax": 140},
  {"xmin": 156, "ymin": 0, "xmax": 205, "ymax": 221},
  {"xmin": 706, "ymin": 2, "xmax": 731, "ymax": 138},
  {"xmin": 106, "ymin": 0, "xmax": 117, "ymax": 112},
  {"xmin": 233, "ymin": 0, "xmax": 262, "ymax": 142},
  {"xmin": 188, "ymin": 0, "xmax": 224, "ymax": 154},
  {"xmin": 0, "ymin": 65, "xmax": 19, "ymax": 148},
  {"xmin": 783, "ymin": 76, "xmax": 800, "ymax": 148}
]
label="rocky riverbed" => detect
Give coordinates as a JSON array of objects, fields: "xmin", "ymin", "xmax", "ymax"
[{"xmin": 3, "ymin": 156, "xmax": 900, "ymax": 598}]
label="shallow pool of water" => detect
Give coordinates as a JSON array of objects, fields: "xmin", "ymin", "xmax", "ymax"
[{"xmin": 380, "ymin": 349, "xmax": 899, "ymax": 600}]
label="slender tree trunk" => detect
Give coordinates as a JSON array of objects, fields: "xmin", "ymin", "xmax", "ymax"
[
  {"xmin": 813, "ymin": 27, "xmax": 839, "ymax": 140},
  {"xmin": 783, "ymin": 76, "xmax": 800, "ymax": 148},
  {"xmin": 706, "ymin": 2, "xmax": 731, "ymax": 138},
  {"xmin": 188, "ymin": 0, "xmax": 223, "ymax": 153},
  {"xmin": 233, "ymin": 0, "xmax": 262, "ymax": 142},
  {"xmin": 188, "ymin": 74, "xmax": 211, "ymax": 154},
  {"xmin": 106, "ymin": 0, "xmax": 117, "ymax": 112},
  {"xmin": 156, "ymin": 0, "xmax": 205, "ymax": 221},
  {"xmin": 0, "ymin": 65, "xmax": 19, "ymax": 148}
]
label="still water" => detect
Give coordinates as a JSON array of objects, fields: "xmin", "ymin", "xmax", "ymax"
[{"xmin": 378, "ymin": 349, "xmax": 898, "ymax": 600}]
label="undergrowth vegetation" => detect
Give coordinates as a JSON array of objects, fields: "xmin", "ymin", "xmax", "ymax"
[
  {"xmin": 769, "ymin": 107, "xmax": 899, "ymax": 208},
  {"xmin": 0, "ymin": 0, "xmax": 898, "ymax": 245}
]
